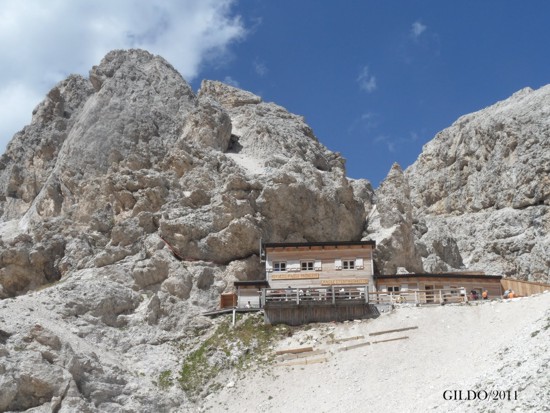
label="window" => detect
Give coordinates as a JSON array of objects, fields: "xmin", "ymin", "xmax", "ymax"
[
  {"xmin": 342, "ymin": 260, "xmax": 355, "ymax": 270},
  {"xmin": 273, "ymin": 262, "xmax": 286, "ymax": 272},
  {"xmin": 388, "ymin": 286, "xmax": 400, "ymax": 292},
  {"xmin": 301, "ymin": 261, "xmax": 314, "ymax": 271}
]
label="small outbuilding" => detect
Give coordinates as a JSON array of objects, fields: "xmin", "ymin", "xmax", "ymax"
[{"xmin": 234, "ymin": 280, "xmax": 269, "ymax": 309}]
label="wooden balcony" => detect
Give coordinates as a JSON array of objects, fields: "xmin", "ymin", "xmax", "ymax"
[{"xmin": 262, "ymin": 286, "xmax": 379, "ymax": 325}]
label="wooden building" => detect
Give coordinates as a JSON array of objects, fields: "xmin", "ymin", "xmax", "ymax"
[
  {"xmin": 261, "ymin": 241, "xmax": 378, "ymax": 325},
  {"xmin": 376, "ymin": 273, "xmax": 503, "ymax": 301},
  {"xmin": 216, "ymin": 240, "xmax": 510, "ymax": 325},
  {"xmin": 233, "ymin": 280, "xmax": 268, "ymax": 308},
  {"xmin": 263, "ymin": 240, "xmax": 376, "ymax": 291}
]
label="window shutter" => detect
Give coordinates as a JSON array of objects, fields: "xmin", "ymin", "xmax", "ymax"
[
  {"xmin": 314, "ymin": 260, "xmax": 322, "ymax": 271},
  {"xmin": 288, "ymin": 260, "xmax": 300, "ymax": 272},
  {"xmin": 335, "ymin": 259, "xmax": 342, "ymax": 270},
  {"xmin": 355, "ymin": 258, "xmax": 364, "ymax": 269}
]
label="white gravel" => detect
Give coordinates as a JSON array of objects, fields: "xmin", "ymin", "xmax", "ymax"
[{"xmin": 201, "ymin": 292, "xmax": 550, "ymax": 413}]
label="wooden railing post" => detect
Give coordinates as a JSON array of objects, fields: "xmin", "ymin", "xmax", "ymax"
[
  {"xmin": 415, "ymin": 290, "xmax": 418, "ymax": 304},
  {"xmin": 439, "ymin": 290, "xmax": 443, "ymax": 304},
  {"xmin": 331, "ymin": 286, "xmax": 335, "ymax": 304},
  {"xmin": 296, "ymin": 289, "xmax": 300, "ymax": 305}
]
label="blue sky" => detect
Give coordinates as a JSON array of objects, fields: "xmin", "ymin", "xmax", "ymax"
[{"xmin": 2, "ymin": 1, "xmax": 550, "ymax": 186}]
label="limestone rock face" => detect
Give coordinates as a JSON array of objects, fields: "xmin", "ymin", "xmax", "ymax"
[
  {"xmin": 365, "ymin": 163, "xmax": 423, "ymax": 274},
  {"xmin": 0, "ymin": 75, "xmax": 94, "ymax": 221},
  {"xmin": 405, "ymin": 86, "xmax": 550, "ymax": 281},
  {"xmin": 0, "ymin": 49, "xmax": 368, "ymax": 411},
  {"xmin": 364, "ymin": 86, "xmax": 549, "ymax": 280}
]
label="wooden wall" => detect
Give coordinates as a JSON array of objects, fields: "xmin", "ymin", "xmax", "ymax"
[
  {"xmin": 220, "ymin": 293, "xmax": 237, "ymax": 309},
  {"xmin": 377, "ymin": 276, "xmax": 503, "ymax": 299},
  {"xmin": 501, "ymin": 278, "xmax": 550, "ymax": 297},
  {"xmin": 266, "ymin": 245, "xmax": 374, "ymax": 290},
  {"xmin": 264, "ymin": 301, "xmax": 380, "ymax": 326}
]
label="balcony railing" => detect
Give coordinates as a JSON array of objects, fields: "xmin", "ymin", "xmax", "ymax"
[
  {"xmin": 262, "ymin": 286, "xmax": 369, "ymax": 306},
  {"xmin": 261, "ymin": 287, "xmax": 468, "ymax": 306}
]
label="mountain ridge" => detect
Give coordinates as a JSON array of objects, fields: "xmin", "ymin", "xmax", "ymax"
[{"xmin": 0, "ymin": 49, "xmax": 548, "ymax": 411}]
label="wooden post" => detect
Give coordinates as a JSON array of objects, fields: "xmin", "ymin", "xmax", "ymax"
[
  {"xmin": 415, "ymin": 290, "xmax": 418, "ymax": 304},
  {"xmin": 439, "ymin": 290, "xmax": 443, "ymax": 304},
  {"xmin": 232, "ymin": 308, "xmax": 236, "ymax": 326},
  {"xmin": 296, "ymin": 289, "xmax": 300, "ymax": 305},
  {"xmin": 331, "ymin": 286, "xmax": 335, "ymax": 304},
  {"xmin": 261, "ymin": 288, "xmax": 266, "ymax": 308},
  {"xmin": 365, "ymin": 285, "xmax": 369, "ymax": 304}
]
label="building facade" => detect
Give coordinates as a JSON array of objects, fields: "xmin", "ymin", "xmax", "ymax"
[{"xmin": 263, "ymin": 240, "xmax": 377, "ymax": 291}]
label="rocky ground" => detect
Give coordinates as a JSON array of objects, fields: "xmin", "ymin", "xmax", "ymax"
[{"xmin": 203, "ymin": 293, "xmax": 550, "ymax": 413}]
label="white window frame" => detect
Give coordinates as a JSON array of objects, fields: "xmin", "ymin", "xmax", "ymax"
[
  {"xmin": 273, "ymin": 261, "xmax": 287, "ymax": 272},
  {"xmin": 388, "ymin": 286, "xmax": 400, "ymax": 292},
  {"xmin": 301, "ymin": 260, "xmax": 314, "ymax": 271},
  {"xmin": 342, "ymin": 259, "xmax": 355, "ymax": 270}
]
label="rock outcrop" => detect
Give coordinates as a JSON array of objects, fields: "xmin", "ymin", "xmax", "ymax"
[
  {"xmin": 408, "ymin": 86, "xmax": 549, "ymax": 281},
  {"xmin": 365, "ymin": 163, "xmax": 422, "ymax": 274},
  {"xmin": 0, "ymin": 49, "xmax": 367, "ymax": 411},
  {"xmin": 373, "ymin": 86, "xmax": 549, "ymax": 281}
]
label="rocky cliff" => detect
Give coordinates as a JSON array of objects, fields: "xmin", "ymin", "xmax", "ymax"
[
  {"xmin": 371, "ymin": 86, "xmax": 549, "ymax": 281},
  {"xmin": 0, "ymin": 49, "xmax": 368, "ymax": 412}
]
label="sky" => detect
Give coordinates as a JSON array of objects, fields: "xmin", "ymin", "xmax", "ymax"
[{"xmin": 1, "ymin": 0, "xmax": 550, "ymax": 187}]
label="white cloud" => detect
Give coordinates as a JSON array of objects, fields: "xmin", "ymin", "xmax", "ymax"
[
  {"xmin": 253, "ymin": 60, "xmax": 268, "ymax": 77},
  {"xmin": 373, "ymin": 135, "xmax": 396, "ymax": 152},
  {"xmin": 223, "ymin": 76, "xmax": 240, "ymax": 87},
  {"xmin": 361, "ymin": 112, "xmax": 377, "ymax": 124},
  {"xmin": 348, "ymin": 111, "xmax": 380, "ymax": 134},
  {"xmin": 357, "ymin": 66, "xmax": 377, "ymax": 93},
  {"xmin": 411, "ymin": 21, "xmax": 427, "ymax": 39},
  {"xmin": 0, "ymin": 0, "xmax": 246, "ymax": 152}
]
